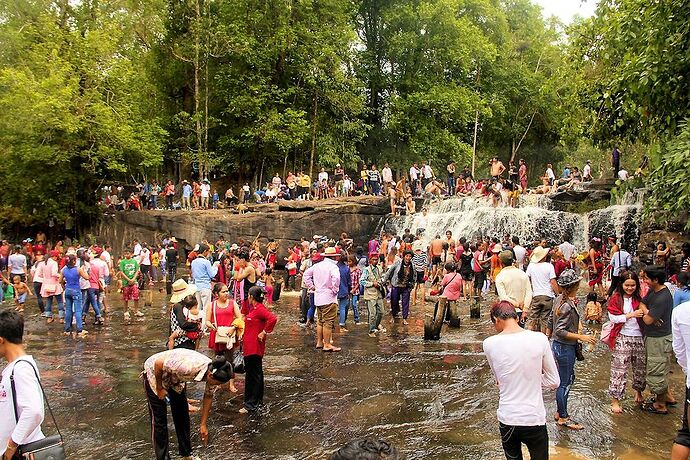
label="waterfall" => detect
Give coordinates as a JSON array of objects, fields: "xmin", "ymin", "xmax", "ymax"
[{"xmin": 386, "ymin": 193, "xmax": 642, "ymax": 253}]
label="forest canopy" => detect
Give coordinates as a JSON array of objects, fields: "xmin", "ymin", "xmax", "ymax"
[{"xmin": 0, "ymin": 0, "xmax": 688, "ymax": 228}]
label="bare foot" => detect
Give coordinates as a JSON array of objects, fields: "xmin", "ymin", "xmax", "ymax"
[
  {"xmin": 403, "ymin": 319, "xmax": 409, "ymax": 325},
  {"xmin": 188, "ymin": 398, "xmax": 201, "ymax": 404},
  {"xmin": 228, "ymin": 384, "xmax": 238, "ymax": 393},
  {"xmin": 239, "ymin": 407, "xmax": 248, "ymax": 414},
  {"xmin": 188, "ymin": 404, "xmax": 200, "ymax": 413},
  {"xmin": 611, "ymin": 401, "xmax": 623, "ymax": 414}
]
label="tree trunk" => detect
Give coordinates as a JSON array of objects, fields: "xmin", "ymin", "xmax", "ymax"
[
  {"xmin": 511, "ymin": 110, "xmax": 537, "ymax": 163},
  {"xmin": 309, "ymin": 92, "xmax": 318, "ymax": 179},
  {"xmin": 194, "ymin": 0, "xmax": 203, "ymax": 179}
]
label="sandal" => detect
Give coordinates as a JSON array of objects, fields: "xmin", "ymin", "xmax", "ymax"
[
  {"xmin": 558, "ymin": 419, "xmax": 585, "ymax": 430},
  {"xmin": 641, "ymin": 402, "xmax": 668, "ymax": 414}
]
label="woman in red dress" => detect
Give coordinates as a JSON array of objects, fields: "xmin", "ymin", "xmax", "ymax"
[{"xmin": 206, "ymin": 283, "xmax": 242, "ymax": 393}]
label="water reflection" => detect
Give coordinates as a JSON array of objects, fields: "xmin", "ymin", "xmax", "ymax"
[{"xmin": 11, "ymin": 290, "xmax": 684, "ymax": 459}]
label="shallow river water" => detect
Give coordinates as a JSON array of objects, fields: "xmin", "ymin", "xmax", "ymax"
[{"xmin": 10, "ymin": 288, "xmax": 685, "ymax": 459}]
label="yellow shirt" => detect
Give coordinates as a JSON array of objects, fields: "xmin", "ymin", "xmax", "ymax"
[{"xmin": 300, "ymin": 175, "xmax": 311, "ymax": 187}]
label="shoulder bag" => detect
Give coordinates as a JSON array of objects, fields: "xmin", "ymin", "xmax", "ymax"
[
  {"xmin": 213, "ymin": 301, "xmax": 234, "ymax": 346},
  {"xmin": 10, "ymin": 360, "xmax": 66, "ymax": 460}
]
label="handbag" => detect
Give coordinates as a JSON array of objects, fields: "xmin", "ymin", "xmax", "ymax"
[
  {"xmin": 575, "ymin": 342, "xmax": 585, "ymax": 361},
  {"xmin": 10, "ymin": 360, "xmax": 66, "ymax": 460},
  {"xmin": 232, "ymin": 346, "xmax": 245, "ymax": 374},
  {"xmin": 600, "ymin": 321, "xmax": 615, "ymax": 348},
  {"xmin": 213, "ymin": 302, "xmax": 233, "ymax": 346}
]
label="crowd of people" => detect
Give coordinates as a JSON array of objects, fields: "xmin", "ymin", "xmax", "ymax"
[
  {"xmin": 3, "ymin": 224, "xmax": 690, "ymax": 459},
  {"xmin": 100, "ymin": 149, "xmax": 641, "ymax": 215}
]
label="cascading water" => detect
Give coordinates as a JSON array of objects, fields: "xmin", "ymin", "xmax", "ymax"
[{"xmin": 386, "ymin": 190, "xmax": 643, "ymax": 253}]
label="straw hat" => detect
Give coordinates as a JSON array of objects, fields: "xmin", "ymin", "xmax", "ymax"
[
  {"xmin": 170, "ymin": 279, "xmax": 198, "ymax": 304},
  {"xmin": 530, "ymin": 246, "xmax": 550, "ymax": 264},
  {"xmin": 491, "ymin": 243, "xmax": 503, "ymax": 253},
  {"xmin": 321, "ymin": 247, "xmax": 340, "ymax": 258}
]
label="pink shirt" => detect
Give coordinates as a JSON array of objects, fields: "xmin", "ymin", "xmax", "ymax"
[
  {"xmin": 40, "ymin": 259, "xmax": 63, "ymax": 296},
  {"xmin": 441, "ymin": 273, "xmax": 463, "ymax": 301},
  {"xmin": 303, "ymin": 258, "xmax": 340, "ymax": 306}
]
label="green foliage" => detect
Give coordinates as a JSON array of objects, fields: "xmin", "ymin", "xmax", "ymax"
[{"xmin": 644, "ymin": 121, "xmax": 690, "ymax": 229}]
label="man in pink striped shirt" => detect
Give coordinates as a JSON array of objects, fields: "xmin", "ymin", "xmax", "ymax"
[{"xmin": 304, "ymin": 247, "xmax": 341, "ymax": 352}]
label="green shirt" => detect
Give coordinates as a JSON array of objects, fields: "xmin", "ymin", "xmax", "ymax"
[{"xmin": 119, "ymin": 258, "xmax": 139, "ymax": 287}]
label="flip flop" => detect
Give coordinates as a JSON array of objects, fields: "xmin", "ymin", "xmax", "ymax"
[
  {"xmin": 641, "ymin": 402, "xmax": 668, "ymax": 414},
  {"xmin": 315, "ymin": 345, "xmax": 323, "ymax": 349},
  {"xmin": 557, "ymin": 419, "xmax": 584, "ymax": 430},
  {"xmin": 323, "ymin": 347, "xmax": 342, "ymax": 352}
]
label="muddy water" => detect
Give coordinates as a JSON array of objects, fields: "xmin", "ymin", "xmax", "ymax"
[{"xmin": 11, "ymin": 289, "xmax": 684, "ymax": 459}]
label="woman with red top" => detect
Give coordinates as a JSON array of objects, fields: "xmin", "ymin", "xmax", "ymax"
[
  {"xmin": 240, "ymin": 285, "xmax": 277, "ymax": 414},
  {"xmin": 284, "ymin": 247, "xmax": 299, "ymax": 291},
  {"xmin": 206, "ymin": 283, "xmax": 241, "ymax": 393},
  {"xmin": 588, "ymin": 238, "xmax": 605, "ymax": 298},
  {"xmin": 605, "ymin": 271, "xmax": 646, "ymax": 414}
]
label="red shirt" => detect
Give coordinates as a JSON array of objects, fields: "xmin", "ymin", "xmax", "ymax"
[{"xmin": 242, "ymin": 302, "xmax": 277, "ymax": 357}]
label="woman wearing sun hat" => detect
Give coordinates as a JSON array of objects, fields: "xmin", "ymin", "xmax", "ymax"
[
  {"xmin": 551, "ymin": 269, "xmax": 597, "ymax": 430},
  {"xmin": 168, "ymin": 279, "xmax": 202, "ymax": 350}
]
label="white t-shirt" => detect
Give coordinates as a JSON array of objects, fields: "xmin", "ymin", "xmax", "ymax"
[
  {"xmin": 483, "ymin": 330, "xmax": 560, "ymax": 426},
  {"xmin": 583, "ymin": 164, "xmax": 591, "ymax": 178},
  {"xmin": 101, "ymin": 250, "xmax": 112, "ymax": 266},
  {"xmin": 133, "ymin": 243, "xmax": 142, "ymax": 256},
  {"xmin": 526, "ymin": 262, "xmax": 556, "ymax": 298},
  {"xmin": 8, "ymin": 254, "xmax": 26, "ymax": 275},
  {"xmin": 618, "ymin": 169, "xmax": 629, "ymax": 180},
  {"xmin": 673, "ymin": 301, "xmax": 690, "ymax": 387},
  {"xmin": 318, "ymin": 172, "xmax": 329, "ymax": 182},
  {"xmin": 201, "ymin": 183, "xmax": 210, "ymax": 197},
  {"xmin": 0, "ymin": 356, "xmax": 45, "ymax": 455},
  {"xmin": 422, "ymin": 165, "xmax": 433, "ymax": 179},
  {"xmin": 546, "ymin": 168, "xmax": 555, "ymax": 181},
  {"xmin": 513, "ymin": 245, "xmax": 526, "ymax": 269},
  {"xmin": 409, "ymin": 167, "xmax": 419, "ymax": 180},
  {"xmin": 139, "ymin": 248, "xmax": 151, "ymax": 266}
]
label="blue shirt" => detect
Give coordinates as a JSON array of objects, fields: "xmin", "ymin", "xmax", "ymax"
[
  {"xmin": 610, "ymin": 250, "xmax": 632, "ymax": 276},
  {"xmin": 337, "ymin": 262, "xmax": 351, "ymax": 299},
  {"xmin": 562, "ymin": 168, "xmax": 570, "ymax": 179},
  {"xmin": 190, "ymin": 256, "xmax": 218, "ymax": 290},
  {"xmin": 62, "ymin": 266, "xmax": 81, "ymax": 290},
  {"xmin": 674, "ymin": 288, "xmax": 690, "ymax": 309},
  {"xmin": 182, "ymin": 184, "xmax": 192, "ymax": 198}
]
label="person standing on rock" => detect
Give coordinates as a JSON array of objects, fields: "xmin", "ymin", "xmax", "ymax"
[
  {"xmin": 611, "ymin": 145, "xmax": 621, "ymax": 178},
  {"xmin": 519, "ymin": 159, "xmax": 528, "ymax": 192},
  {"xmin": 483, "ymin": 301, "xmax": 559, "ymax": 460},
  {"xmin": 190, "ymin": 243, "xmax": 219, "ymax": 323},
  {"xmin": 303, "ymin": 247, "xmax": 341, "ymax": 352},
  {"xmin": 181, "ymin": 180, "xmax": 192, "ymax": 210},
  {"xmin": 382, "ymin": 163, "xmax": 393, "ymax": 194}
]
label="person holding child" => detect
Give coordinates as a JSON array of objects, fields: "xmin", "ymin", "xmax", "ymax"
[{"xmin": 206, "ymin": 283, "xmax": 242, "ymax": 393}]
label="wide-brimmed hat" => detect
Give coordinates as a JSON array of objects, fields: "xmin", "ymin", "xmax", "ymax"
[
  {"xmin": 313, "ymin": 234, "xmax": 322, "ymax": 240},
  {"xmin": 491, "ymin": 243, "xmax": 503, "ymax": 254},
  {"xmin": 170, "ymin": 279, "xmax": 198, "ymax": 304},
  {"xmin": 321, "ymin": 247, "xmax": 340, "ymax": 258},
  {"xmin": 530, "ymin": 246, "xmax": 549, "ymax": 264},
  {"xmin": 557, "ymin": 269, "xmax": 582, "ymax": 287}
]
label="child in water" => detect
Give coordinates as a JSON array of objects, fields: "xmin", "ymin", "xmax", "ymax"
[
  {"xmin": 0, "ymin": 274, "xmax": 14, "ymax": 305},
  {"xmin": 12, "ymin": 275, "xmax": 31, "ymax": 312},
  {"xmin": 584, "ymin": 291, "xmax": 602, "ymax": 324}
]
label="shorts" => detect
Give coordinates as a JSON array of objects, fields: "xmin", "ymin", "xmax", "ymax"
[
  {"xmin": 675, "ymin": 385, "xmax": 690, "ymax": 448},
  {"xmin": 431, "ymin": 256, "xmax": 442, "ymax": 266},
  {"xmin": 316, "ymin": 302, "xmax": 338, "ymax": 328},
  {"xmin": 415, "ymin": 271, "xmax": 425, "ymax": 284},
  {"xmin": 122, "ymin": 284, "xmax": 140, "ymax": 301},
  {"xmin": 16, "ymin": 292, "xmax": 27, "ymax": 304},
  {"xmin": 528, "ymin": 295, "xmax": 554, "ymax": 331},
  {"xmin": 645, "ymin": 334, "xmax": 672, "ymax": 395},
  {"xmin": 473, "ymin": 271, "xmax": 486, "ymax": 290},
  {"xmin": 461, "ymin": 271, "xmax": 474, "ymax": 281}
]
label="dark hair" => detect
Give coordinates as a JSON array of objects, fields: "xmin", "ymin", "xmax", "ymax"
[
  {"xmin": 402, "ymin": 250, "xmax": 413, "ymax": 258},
  {"xmin": 181, "ymin": 295, "xmax": 198, "ymax": 308},
  {"xmin": 329, "ymin": 439, "xmax": 401, "ymax": 460},
  {"xmin": 0, "ymin": 310, "xmax": 24, "ymax": 344},
  {"xmin": 265, "ymin": 267, "xmax": 272, "ymax": 275},
  {"xmin": 586, "ymin": 292, "xmax": 598, "ymax": 303},
  {"xmin": 237, "ymin": 251, "xmax": 249, "ymax": 261},
  {"xmin": 212, "ymin": 283, "xmax": 226, "ymax": 297},
  {"xmin": 617, "ymin": 271, "xmax": 641, "ymax": 301},
  {"xmin": 248, "ymin": 286, "xmax": 265, "ymax": 302},
  {"xmin": 678, "ymin": 272, "xmax": 690, "ymax": 290},
  {"xmin": 198, "ymin": 243, "xmax": 210, "ymax": 254},
  {"xmin": 490, "ymin": 301, "xmax": 519, "ymax": 322},
  {"xmin": 643, "ymin": 265, "xmax": 666, "ymax": 285},
  {"xmin": 444, "ymin": 262, "xmax": 456, "ymax": 272},
  {"xmin": 682, "ymin": 242, "xmax": 690, "ymax": 258},
  {"xmin": 208, "ymin": 355, "xmax": 233, "ymax": 384},
  {"xmin": 512, "ymin": 236, "xmax": 520, "ymax": 245},
  {"xmin": 66, "ymin": 254, "xmax": 77, "ymax": 268}
]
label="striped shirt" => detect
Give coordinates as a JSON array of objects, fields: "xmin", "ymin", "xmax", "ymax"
[{"xmin": 412, "ymin": 253, "xmax": 429, "ymax": 273}]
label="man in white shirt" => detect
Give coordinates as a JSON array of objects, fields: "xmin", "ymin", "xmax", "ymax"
[
  {"xmin": 558, "ymin": 239, "xmax": 576, "ymax": 262},
  {"xmin": 672, "ymin": 300, "xmax": 690, "ymax": 459},
  {"xmin": 525, "ymin": 246, "xmax": 559, "ymax": 335},
  {"xmin": 583, "ymin": 160, "xmax": 592, "ymax": 181},
  {"xmin": 495, "ymin": 251, "xmax": 532, "ymax": 323},
  {"xmin": 409, "ymin": 163, "xmax": 420, "ymax": 196},
  {"xmin": 545, "ymin": 163, "xmax": 556, "ymax": 185},
  {"xmin": 483, "ymin": 302, "xmax": 559, "ymax": 460},
  {"xmin": 511, "ymin": 236, "xmax": 527, "ymax": 270},
  {"xmin": 382, "ymin": 163, "xmax": 393, "ymax": 192},
  {"xmin": 618, "ymin": 169, "xmax": 629, "ymax": 181},
  {"xmin": 421, "ymin": 161, "xmax": 434, "ymax": 188},
  {"xmin": 133, "ymin": 239, "xmax": 142, "ymax": 257},
  {"xmin": 200, "ymin": 179, "xmax": 211, "ymax": 208},
  {"xmin": 318, "ymin": 168, "xmax": 329, "ymax": 184},
  {"xmin": 7, "ymin": 246, "xmax": 27, "ymax": 282},
  {"xmin": 139, "ymin": 243, "xmax": 152, "ymax": 286},
  {"xmin": 0, "ymin": 311, "xmax": 45, "ymax": 458}
]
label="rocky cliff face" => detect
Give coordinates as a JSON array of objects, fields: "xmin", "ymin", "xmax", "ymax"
[
  {"xmin": 96, "ymin": 196, "xmax": 389, "ymax": 258},
  {"xmin": 637, "ymin": 219, "xmax": 690, "ymax": 272}
]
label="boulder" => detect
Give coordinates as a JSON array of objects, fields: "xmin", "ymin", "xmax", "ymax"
[{"xmin": 96, "ymin": 196, "xmax": 390, "ymax": 259}]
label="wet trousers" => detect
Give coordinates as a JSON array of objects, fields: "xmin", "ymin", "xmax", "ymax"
[
  {"xmin": 499, "ymin": 423, "xmax": 548, "ymax": 460},
  {"xmin": 244, "ymin": 354, "xmax": 264, "ymax": 411}
]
